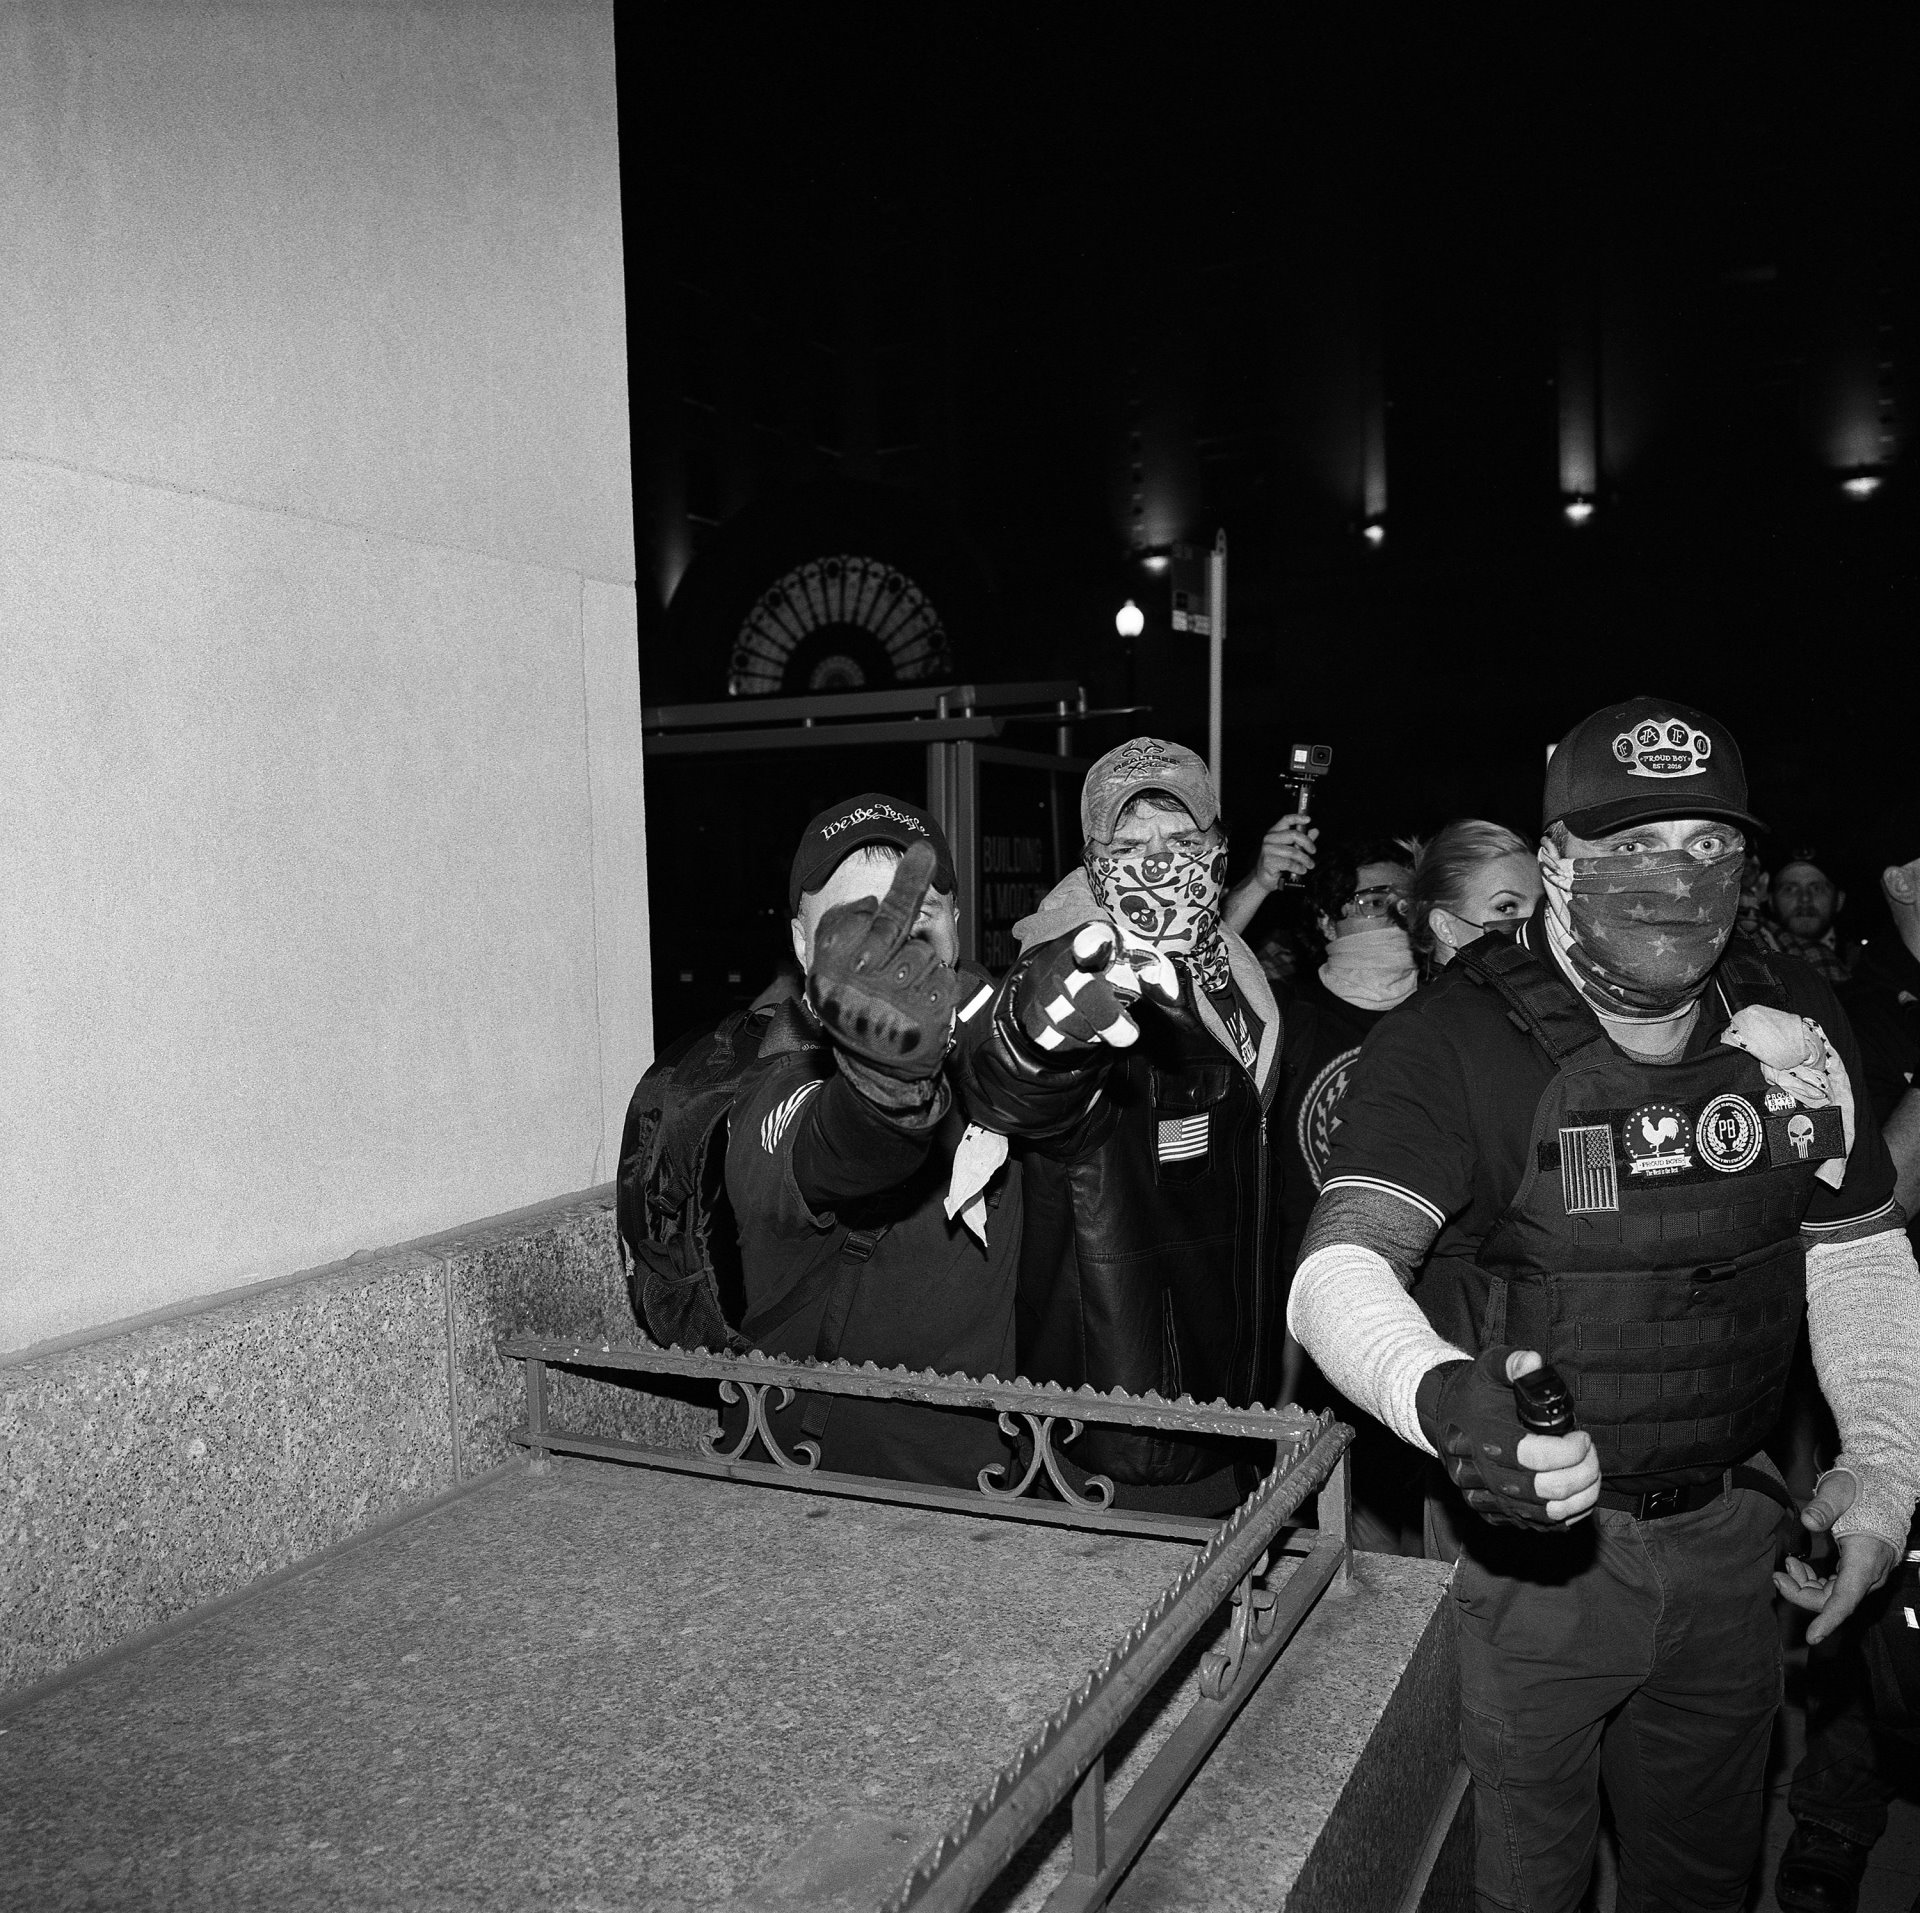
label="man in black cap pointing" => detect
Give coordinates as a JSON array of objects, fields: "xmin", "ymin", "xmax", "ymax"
[{"xmin": 1288, "ymin": 698, "xmax": 1920, "ymax": 1911}]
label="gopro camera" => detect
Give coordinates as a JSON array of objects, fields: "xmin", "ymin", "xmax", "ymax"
[
  {"xmin": 1275, "ymin": 742, "xmax": 1332, "ymax": 889},
  {"xmin": 1512, "ymin": 1364, "xmax": 1578, "ymax": 1438},
  {"xmin": 1286, "ymin": 742, "xmax": 1333, "ymax": 783}
]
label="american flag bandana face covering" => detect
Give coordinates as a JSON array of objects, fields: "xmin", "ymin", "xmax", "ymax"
[
  {"xmin": 1539, "ymin": 842, "xmax": 1744, "ymax": 1020},
  {"xmin": 1085, "ymin": 842, "xmax": 1232, "ymax": 996}
]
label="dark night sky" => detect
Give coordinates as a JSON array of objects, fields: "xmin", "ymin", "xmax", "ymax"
[{"xmin": 626, "ymin": 16, "xmax": 1915, "ymax": 993}]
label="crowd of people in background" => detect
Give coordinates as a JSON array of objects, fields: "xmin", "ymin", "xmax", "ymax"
[{"xmin": 619, "ymin": 700, "xmax": 1920, "ymax": 1913}]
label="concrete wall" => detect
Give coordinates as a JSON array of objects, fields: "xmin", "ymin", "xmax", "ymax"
[
  {"xmin": 0, "ymin": 2, "xmax": 645, "ymax": 1354},
  {"xmin": 2, "ymin": 1190, "xmax": 713, "ymax": 1700}
]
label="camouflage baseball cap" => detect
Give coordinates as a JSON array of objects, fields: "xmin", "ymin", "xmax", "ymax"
[{"xmin": 1081, "ymin": 737, "xmax": 1220, "ymax": 844}]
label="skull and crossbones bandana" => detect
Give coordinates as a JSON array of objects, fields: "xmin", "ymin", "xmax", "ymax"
[
  {"xmin": 1084, "ymin": 841, "xmax": 1231, "ymax": 996},
  {"xmin": 1539, "ymin": 841, "xmax": 1744, "ymax": 1020}
]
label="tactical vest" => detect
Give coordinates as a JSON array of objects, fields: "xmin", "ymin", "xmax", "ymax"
[{"xmin": 1458, "ymin": 936, "xmax": 1841, "ymax": 1488}]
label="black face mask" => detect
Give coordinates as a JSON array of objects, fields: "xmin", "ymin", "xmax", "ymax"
[{"xmin": 1438, "ymin": 911, "xmax": 1524, "ymax": 950}]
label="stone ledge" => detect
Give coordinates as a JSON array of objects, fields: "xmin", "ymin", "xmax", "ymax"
[
  {"xmin": 0, "ymin": 1187, "xmax": 715, "ymax": 1697},
  {"xmin": 1108, "ymin": 1552, "xmax": 1464, "ymax": 1911}
]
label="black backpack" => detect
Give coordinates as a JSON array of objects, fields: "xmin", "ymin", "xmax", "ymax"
[
  {"xmin": 615, "ymin": 1006, "xmax": 775, "ymax": 1353},
  {"xmin": 615, "ymin": 993, "xmax": 887, "ymax": 1359}
]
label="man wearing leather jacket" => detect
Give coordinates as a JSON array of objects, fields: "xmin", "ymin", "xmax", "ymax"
[
  {"xmin": 1287, "ymin": 697, "xmax": 1920, "ymax": 1912},
  {"xmin": 950, "ymin": 738, "xmax": 1313, "ymax": 1515}
]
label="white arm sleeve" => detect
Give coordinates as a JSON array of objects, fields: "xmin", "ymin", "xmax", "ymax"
[
  {"xmin": 1287, "ymin": 1242, "xmax": 1473, "ymax": 1455},
  {"xmin": 1806, "ymin": 1227, "xmax": 1920, "ymax": 1553}
]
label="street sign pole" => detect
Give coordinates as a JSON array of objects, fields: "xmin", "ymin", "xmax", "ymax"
[{"xmin": 1207, "ymin": 531, "xmax": 1226, "ymax": 794}]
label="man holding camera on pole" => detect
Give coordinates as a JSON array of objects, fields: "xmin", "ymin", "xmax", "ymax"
[{"xmin": 1288, "ymin": 698, "xmax": 1920, "ymax": 1911}]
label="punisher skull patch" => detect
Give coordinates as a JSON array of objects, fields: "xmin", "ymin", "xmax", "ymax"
[
  {"xmin": 1765, "ymin": 1104, "xmax": 1846, "ymax": 1166},
  {"xmin": 1696, "ymin": 1093, "xmax": 1764, "ymax": 1174}
]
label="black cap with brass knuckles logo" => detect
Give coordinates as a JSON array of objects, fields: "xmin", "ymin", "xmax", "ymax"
[{"xmin": 1542, "ymin": 695, "xmax": 1766, "ymax": 840}]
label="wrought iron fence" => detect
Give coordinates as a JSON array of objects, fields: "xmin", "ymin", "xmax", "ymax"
[{"xmin": 500, "ymin": 1335, "xmax": 1353, "ymax": 1911}]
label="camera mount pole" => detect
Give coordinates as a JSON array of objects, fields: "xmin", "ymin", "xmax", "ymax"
[{"xmin": 1207, "ymin": 530, "xmax": 1226, "ymax": 795}]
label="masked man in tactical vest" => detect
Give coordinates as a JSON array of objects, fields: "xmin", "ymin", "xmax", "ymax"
[{"xmin": 1288, "ymin": 697, "xmax": 1920, "ymax": 1913}]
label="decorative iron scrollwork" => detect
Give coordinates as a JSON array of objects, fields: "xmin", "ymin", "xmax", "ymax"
[
  {"xmin": 978, "ymin": 1412, "xmax": 1116, "ymax": 1511},
  {"xmin": 1198, "ymin": 1550, "xmax": 1275, "ymax": 1700},
  {"xmin": 699, "ymin": 1379, "xmax": 821, "ymax": 1473}
]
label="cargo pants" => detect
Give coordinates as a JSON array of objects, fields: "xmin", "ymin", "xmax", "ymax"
[{"xmin": 1451, "ymin": 1477, "xmax": 1789, "ymax": 1912}]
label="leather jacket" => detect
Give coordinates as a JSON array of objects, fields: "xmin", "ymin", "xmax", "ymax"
[{"xmin": 951, "ymin": 945, "xmax": 1281, "ymax": 1498}]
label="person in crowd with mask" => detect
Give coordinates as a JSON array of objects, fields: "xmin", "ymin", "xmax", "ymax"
[
  {"xmin": 1273, "ymin": 840, "xmax": 1420, "ymax": 1265},
  {"xmin": 1288, "ymin": 698, "xmax": 1920, "ymax": 1912},
  {"xmin": 1301, "ymin": 837, "xmax": 1420, "ymax": 1009},
  {"xmin": 950, "ymin": 739, "xmax": 1297, "ymax": 1514},
  {"xmin": 1772, "ymin": 797, "xmax": 1920, "ymax": 1913},
  {"xmin": 1405, "ymin": 818, "xmax": 1545, "ymax": 975},
  {"xmin": 1265, "ymin": 837, "xmax": 1422, "ymax": 1547},
  {"xmin": 1755, "ymin": 845, "xmax": 1858, "ymax": 984}
]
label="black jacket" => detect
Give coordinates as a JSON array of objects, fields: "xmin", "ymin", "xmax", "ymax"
[
  {"xmin": 952, "ymin": 953, "xmax": 1281, "ymax": 1502},
  {"xmin": 725, "ymin": 992, "xmax": 1022, "ymax": 1488}
]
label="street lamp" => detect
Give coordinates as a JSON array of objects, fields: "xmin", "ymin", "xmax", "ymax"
[{"xmin": 1115, "ymin": 599, "xmax": 1145, "ymax": 639}]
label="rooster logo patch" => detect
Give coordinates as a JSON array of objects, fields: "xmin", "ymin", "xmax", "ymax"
[{"xmin": 1623, "ymin": 1102, "xmax": 1694, "ymax": 1177}]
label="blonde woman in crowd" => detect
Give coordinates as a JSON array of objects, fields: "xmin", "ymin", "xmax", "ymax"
[{"xmin": 1404, "ymin": 819, "xmax": 1544, "ymax": 975}]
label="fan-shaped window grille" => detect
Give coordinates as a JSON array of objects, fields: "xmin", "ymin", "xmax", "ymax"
[{"xmin": 727, "ymin": 555, "xmax": 952, "ymax": 697}]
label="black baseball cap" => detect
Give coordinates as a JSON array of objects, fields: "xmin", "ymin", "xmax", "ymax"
[
  {"xmin": 1767, "ymin": 844, "xmax": 1837, "ymax": 887},
  {"xmin": 788, "ymin": 792, "xmax": 956, "ymax": 916},
  {"xmin": 1543, "ymin": 696, "xmax": 1765, "ymax": 840}
]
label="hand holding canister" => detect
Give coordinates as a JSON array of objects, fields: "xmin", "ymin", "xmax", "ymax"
[{"xmin": 1417, "ymin": 1348, "xmax": 1598, "ymax": 1527}]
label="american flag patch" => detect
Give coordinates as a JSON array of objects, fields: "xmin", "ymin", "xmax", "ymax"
[
  {"xmin": 1559, "ymin": 1124, "xmax": 1619, "ymax": 1214},
  {"xmin": 1157, "ymin": 1113, "xmax": 1209, "ymax": 1163}
]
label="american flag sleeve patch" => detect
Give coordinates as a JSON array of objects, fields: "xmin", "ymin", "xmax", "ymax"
[{"xmin": 1559, "ymin": 1123, "xmax": 1619, "ymax": 1214}]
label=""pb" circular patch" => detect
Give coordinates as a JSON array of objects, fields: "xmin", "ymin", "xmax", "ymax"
[{"xmin": 1697, "ymin": 1093, "xmax": 1763, "ymax": 1174}]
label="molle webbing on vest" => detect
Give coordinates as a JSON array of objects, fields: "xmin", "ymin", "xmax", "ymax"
[
  {"xmin": 1492, "ymin": 1242, "xmax": 1804, "ymax": 1478},
  {"xmin": 1461, "ymin": 930, "xmax": 1816, "ymax": 1482},
  {"xmin": 1715, "ymin": 944, "xmax": 1790, "ymax": 1012},
  {"xmin": 1457, "ymin": 935, "xmax": 1604, "ymax": 1064}
]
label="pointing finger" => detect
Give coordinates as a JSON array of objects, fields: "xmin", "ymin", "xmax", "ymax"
[{"xmin": 1071, "ymin": 922, "xmax": 1117, "ymax": 971}]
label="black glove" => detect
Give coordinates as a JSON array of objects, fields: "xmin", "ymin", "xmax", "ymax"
[
  {"xmin": 1415, "ymin": 1347, "xmax": 1562, "ymax": 1530},
  {"xmin": 807, "ymin": 842, "xmax": 962, "ymax": 1082},
  {"xmin": 1012, "ymin": 923, "xmax": 1176, "ymax": 1054}
]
